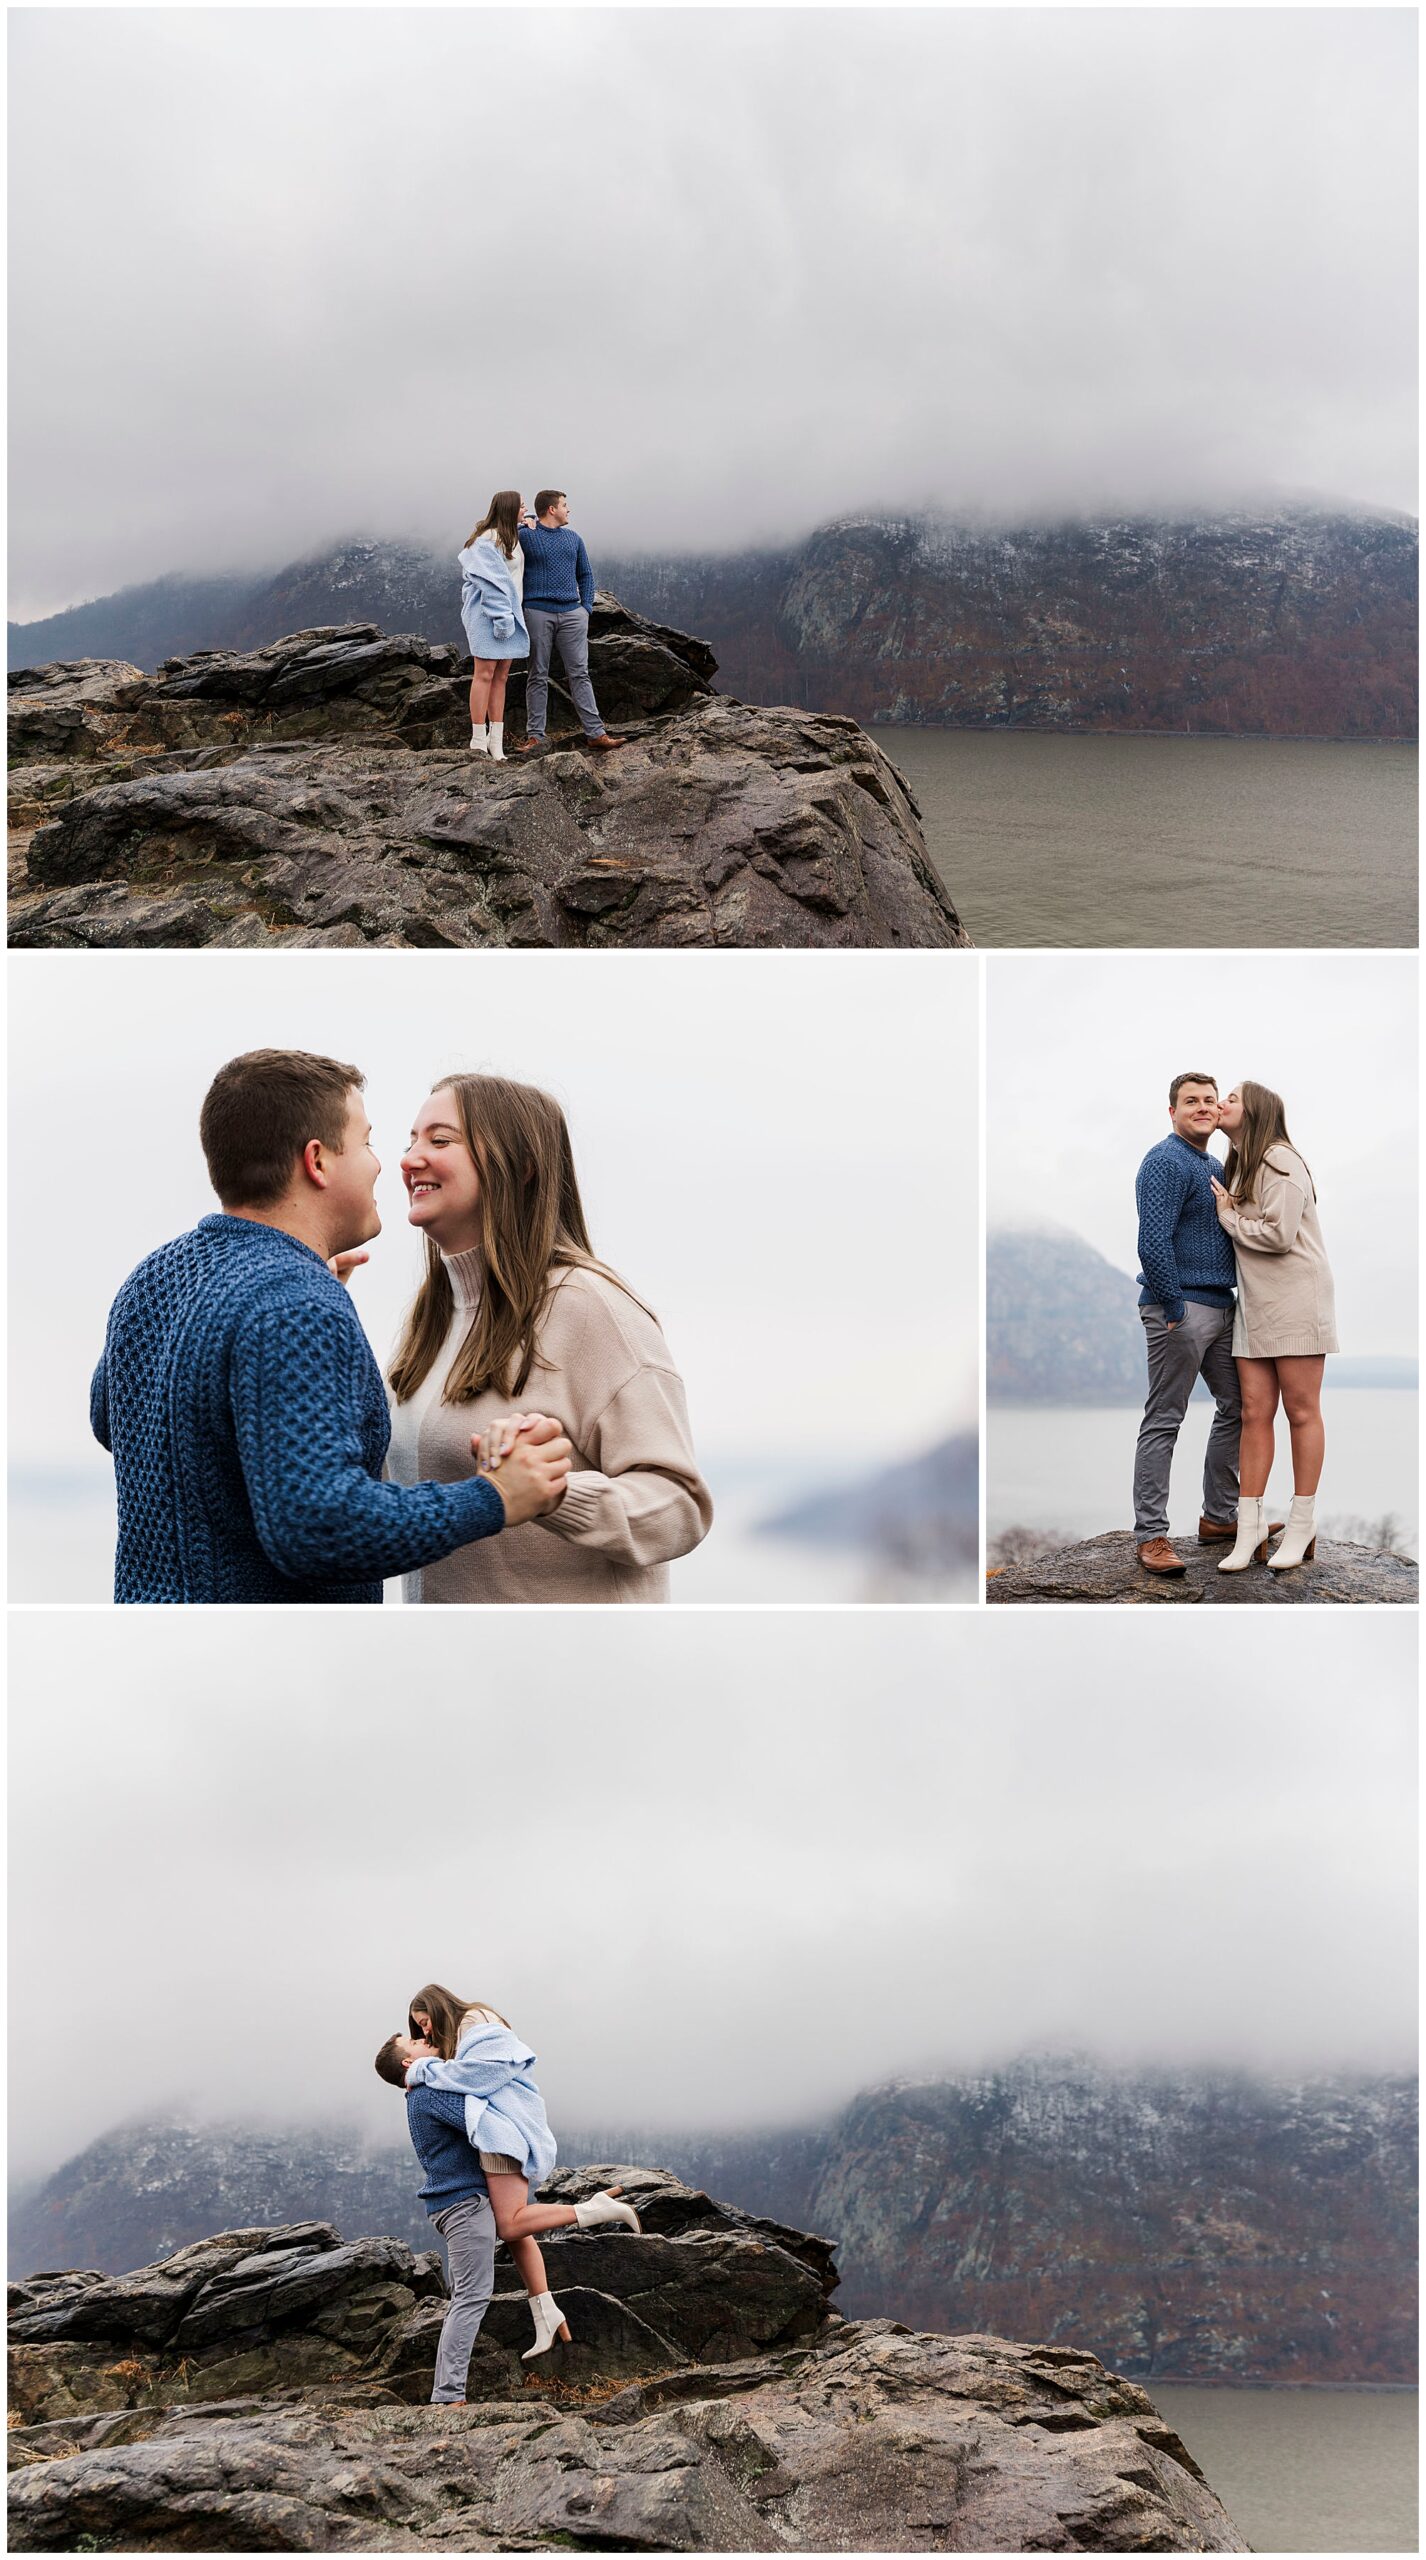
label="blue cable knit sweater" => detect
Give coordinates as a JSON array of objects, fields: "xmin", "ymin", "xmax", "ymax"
[
  {"xmin": 518, "ymin": 521, "xmax": 595, "ymax": 615},
  {"xmin": 405, "ymin": 2085, "xmax": 489, "ymax": 2218},
  {"xmin": 1135, "ymin": 1135, "xmax": 1237, "ymax": 1325},
  {"xmin": 91, "ymin": 1214, "xmax": 505, "ymax": 1605}
]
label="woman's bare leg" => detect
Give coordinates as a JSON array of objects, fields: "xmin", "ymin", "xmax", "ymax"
[
  {"xmin": 1236, "ymin": 1357, "xmax": 1280, "ymax": 1498},
  {"xmin": 484, "ymin": 2173, "xmax": 578, "ymax": 2298},
  {"xmin": 507, "ymin": 2232, "xmax": 550, "ymax": 2296},
  {"xmin": 488, "ymin": 664, "xmax": 510, "ymax": 723},
  {"xmin": 1276, "ymin": 1355, "xmax": 1326, "ymax": 1494},
  {"xmin": 469, "ymin": 659, "xmax": 497, "ymax": 726}
]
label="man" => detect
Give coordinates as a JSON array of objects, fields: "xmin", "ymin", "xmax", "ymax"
[
  {"xmin": 376, "ymin": 2032, "xmax": 497, "ymax": 2408},
  {"xmin": 91, "ymin": 1049, "xmax": 571, "ymax": 1603},
  {"xmin": 1131, "ymin": 1071, "xmax": 1255, "ymax": 1578},
  {"xmin": 516, "ymin": 490, "xmax": 625, "ymax": 753}
]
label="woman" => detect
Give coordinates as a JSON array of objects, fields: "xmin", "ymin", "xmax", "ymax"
[
  {"xmin": 1211, "ymin": 1081, "xmax": 1338, "ymax": 1573},
  {"xmin": 406, "ymin": 1984, "xmax": 641, "ymax": 2362},
  {"xmin": 458, "ymin": 491, "xmax": 528, "ymax": 761},
  {"xmin": 386, "ymin": 1074, "xmax": 713, "ymax": 1603}
]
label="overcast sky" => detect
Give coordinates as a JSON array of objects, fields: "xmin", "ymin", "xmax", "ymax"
[
  {"xmin": 987, "ymin": 952, "xmax": 1417, "ymax": 1354},
  {"xmin": 8, "ymin": 943, "xmax": 975, "ymax": 1500},
  {"xmin": 7, "ymin": 1608, "xmax": 1416, "ymax": 2180},
  {"xmin": 9, "ymin": 9, "xmax": 1416, "ymax": 618}
]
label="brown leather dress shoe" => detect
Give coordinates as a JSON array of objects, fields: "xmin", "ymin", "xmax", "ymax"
[
  {"xmin": 1198, "ymin": 1515, "xmax": 1284, "ymax": 1543},
  {"xmin": 1137, "ymin": 1537, "xmax": 1187, "ymax": 1575},
  {"xmin": 584, "ymin": 732, "xmax": 627, "ymax": 751}
]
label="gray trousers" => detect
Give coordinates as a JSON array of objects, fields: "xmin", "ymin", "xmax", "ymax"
[
  {"xmin": 1133, "ymin": 1300, "xmax": 1241, "ymax": 1541},
  {"xmin": 525, "ymin": 605, "xmax": 605, "ymax": 738},
  {"xmin": 430, "ymin": 2193, "xmax": 496, "ymax": 2403}
]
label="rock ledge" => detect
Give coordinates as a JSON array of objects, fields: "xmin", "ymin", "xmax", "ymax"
[
  {"xmin": 8, "ymin": 610, "xmax": 971, "ymax": 951},
  {"xmin": 7, "ymin": 2167, "xmax": 1246, "ymax": 2551},
  {"xmin": 988, "ymin": 1528, "xmax": 1418, "ymax": 1604}
]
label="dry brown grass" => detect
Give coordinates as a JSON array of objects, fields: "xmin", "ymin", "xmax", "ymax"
[{"xmin": 518, "ymin": 2364, "xmax": 686, "ymax": 2410}]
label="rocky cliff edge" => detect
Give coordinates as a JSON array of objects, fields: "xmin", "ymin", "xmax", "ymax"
[
  {"xmin": 7, "ymin": 2164, "xmax": 1245, "ymax": 2552},
  {"xmin": 7, "ymin": 604, "xmax": 970, "ymax": 952}
]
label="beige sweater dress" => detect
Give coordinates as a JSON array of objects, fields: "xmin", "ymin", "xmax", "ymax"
[
  {"xmin": 386, "ymin": 1251, "xmax": 713, "ymax": 1603},
  {"xmin": 1215, "ymin": 1145, "xmax": 1339, "ymax": 1358}
]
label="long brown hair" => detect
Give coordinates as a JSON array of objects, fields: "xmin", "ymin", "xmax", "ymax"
[
  {"xmin": 1222, "ymin": 1079, "xmax": 1314, "ymax": 1205},
  {"xmin": 407, "ymin": 1982, "xmax": 510, "ymax": 2057},
  {"xmin": 464, "ymin": 490, "xmax": 522, "ymax": 558},
  {"xmin": 388, "ymin": 1073, "xmax": 650, "ymax": 1406}
]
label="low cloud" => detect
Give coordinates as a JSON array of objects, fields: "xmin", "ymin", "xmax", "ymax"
[
  {"xmin": 9, "ymin": 10, "xmax": 1417, "ymax": 617},
  {"xmin": 8, "ymin": 1611, "xmax": 1417, "ymax": 2180}
]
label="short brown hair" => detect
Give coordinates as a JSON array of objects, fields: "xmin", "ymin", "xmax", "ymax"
[
  {"xmin": 1168, "ymin": 1071, "xmax": 1218, "ymax": 1107},
  {"xmin": 374, "ymin": 2035, "xmax": 408, "ymax": 2088},
  {"xmin": 200, "ymin": 1049, "xmax": 363, "ymax": 1207},
  {"xmin": 533, "ymin": 489, "xmax": 566, "ymax": 518}
]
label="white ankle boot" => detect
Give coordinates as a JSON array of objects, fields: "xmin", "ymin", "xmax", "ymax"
[
  {"xmin": 487, "ymin": 720, "xmax": 505, "ymax": 761},
  {"xmin": 1217, "ymin": 1496, "xmax": 1270, "ymax": 1573},
  {"xmin": 1269, "ymin": 1496, "xmax": 1318, "ymax": 1569},
  {"xmin": 573, "ymin": 2188, "xmax": 642, "ymax": 2234},
  {"xmin": 469, "ymin": 724, "xmax": 489, "ymax": 754},
  {"xmin": 521, "ymin": 2291, "xmax": 571, "ymax": 2361}
]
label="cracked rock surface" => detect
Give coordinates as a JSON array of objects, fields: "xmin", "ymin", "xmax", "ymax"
[
  {"xmin": 8, "ymin": 2168, "xmax": 1245, "ymax": 2551},
  {"xmin": 8, "ymin": 609, "xmax": 969, "ymax": 950}
]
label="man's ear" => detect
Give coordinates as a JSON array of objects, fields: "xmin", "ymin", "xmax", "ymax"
[{"xmin": 302, "ymin": 1137, "xmax": 329, "ymax": 1190}]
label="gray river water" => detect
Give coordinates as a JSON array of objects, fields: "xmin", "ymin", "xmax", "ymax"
[
  {"xmin": 870, "ymin": 729, "xmax": 1418, "ymax": 948},
  {"xmin": 1153, "ymin": 2384, "xmax": 1417, "ymax": 2553},
  {"xmin": 988, "ymin": 1387, "xmax": 1418, "ymax": 1556}
]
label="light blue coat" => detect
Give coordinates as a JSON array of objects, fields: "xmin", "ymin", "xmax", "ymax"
[
  {"xmin": 458, "ymin": 536, "xmax": 529, "ymax": 662},
  {"xmin": 407, "ymin": 2018, "xmax": 558, "ymax": 2190}
]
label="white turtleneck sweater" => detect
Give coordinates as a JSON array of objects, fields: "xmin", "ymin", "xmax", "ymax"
[{"xmin": 385, "ymin": 1250, "xmax": 713, "ymax": 1604}]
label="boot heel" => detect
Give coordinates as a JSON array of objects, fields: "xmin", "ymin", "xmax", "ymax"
[
  {"xmin": 1304, "ymin": 1538, "xmax": 1316, "ymax": 1560},
  {"xmin": 1254, "ymin": 1537, "xmax": 1269, "ymax": 1563},
  {"xmin": 558, "ymin": 2321, "xmax": 572, "ymax": 2343}
]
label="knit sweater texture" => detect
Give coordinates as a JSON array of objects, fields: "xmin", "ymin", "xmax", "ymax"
[
  {"xmin": 405, "ymin": 2084, "xmax": 489, "ymax": 2218},
  {"xmin": 385, "ymin": 1253, "xmax": 713, "ymax": 1604},
  {"xmin": 1216, "ymin": 1145, "xmax": 1339, "ymax": 1357},
  {"xmin": 92, "ymin": 1214, "xmax": 505, "ymax": 1604},
  {"xmin": 1135, "ymin": 1134, "xmax": 1237, "ymax": 1325},
  {"xmin": 518, "ymin": 520, "xmax": 595, "ymax": 615}
]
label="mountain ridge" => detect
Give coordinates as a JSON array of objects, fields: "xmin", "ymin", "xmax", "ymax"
[
  {"xmin": 11, "ymin": 507, "xmax": 1417, "ymax": 737},
  {"xmin": 12, "ymin": 2058, "xmax": 1415, "ymax": 2383}
]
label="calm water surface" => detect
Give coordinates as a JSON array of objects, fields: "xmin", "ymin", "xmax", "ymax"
[
  {"xmin": 1153, "ymin": 2385, "xmax": 1417, "ymax": 2553},
  {"xmin": 870, "ymin": 729, "xmax": 1418, "ymax": 948},
  {"xmin": 988, "ymin": 1388, "xmax": 1418, "ymax": 1554}
]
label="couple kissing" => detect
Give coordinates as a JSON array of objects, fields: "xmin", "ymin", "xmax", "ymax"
[
  {"xmin": 1134, "ymin": 1072, "xmax": 1338, "ymax": 1578},
  {"xmin": 376, "ymin": 1985, "xmax": 640, "ymax": 2402}
]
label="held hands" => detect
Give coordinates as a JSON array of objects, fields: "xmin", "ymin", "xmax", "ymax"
[{"xmin": 472, "ymin": 1411, "xmax": 572, "ymax": 1524}]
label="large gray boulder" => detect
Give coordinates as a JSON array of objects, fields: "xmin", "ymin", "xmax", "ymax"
[
  {"xmin": 988, "ymin": 1527, "xmax": 1418, "ymax": 1603},
  {"xmin": 8, "ymin": 2325, "xmax": 1248, "ymax": 2552},
  {"xmin": 6, "ymin": 2173, "xmax": 1249, "ymax": 2550},
  {"xmin": 8, "ymin": 614, "xmax": 970, "ymax": 949}
]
